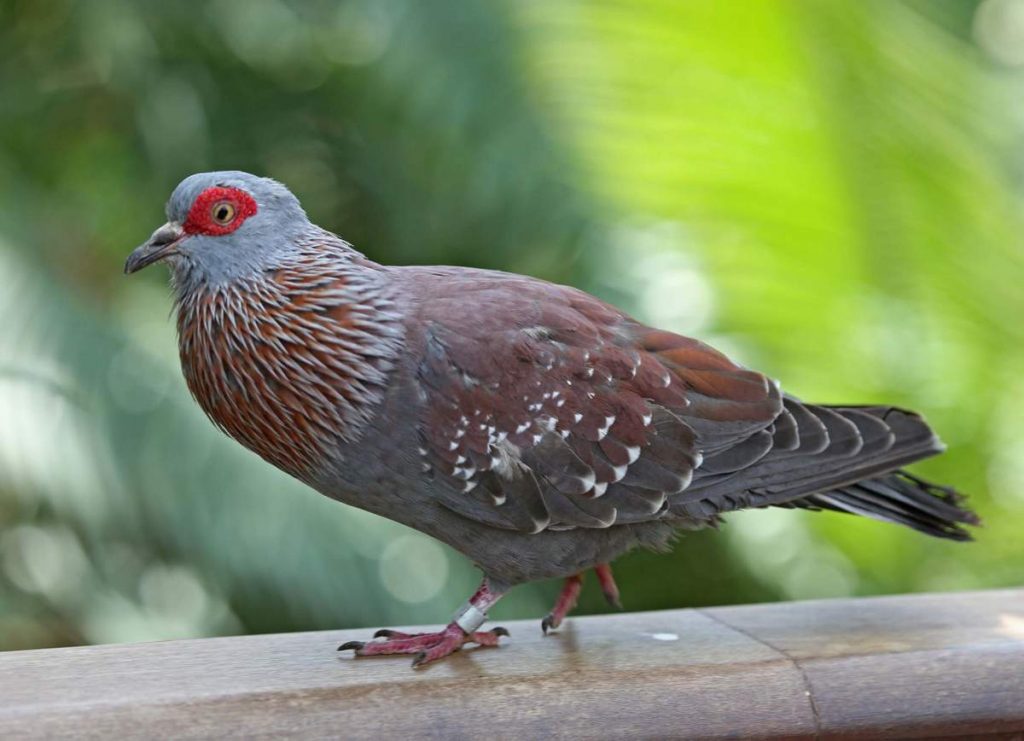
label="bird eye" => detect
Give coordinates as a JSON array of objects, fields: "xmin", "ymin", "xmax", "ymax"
[{"xmin": 211, "ymin": 201, "xmax": 236, "ymax": 226}]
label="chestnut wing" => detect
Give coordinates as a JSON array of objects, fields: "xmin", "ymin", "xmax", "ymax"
[{"xmin": 404, "ymin": 268, "xmax": 782, "ymax": 533}]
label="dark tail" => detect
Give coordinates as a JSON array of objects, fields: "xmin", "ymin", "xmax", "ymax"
[
  {"xmin": 795, "ymin": 469, "xmax": 979, "ymax": 541},
  {"xmin": 675, "ymin": 400, "xmax": 979, "ymax": 540}
]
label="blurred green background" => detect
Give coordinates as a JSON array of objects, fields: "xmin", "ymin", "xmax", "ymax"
[{"xmin": 1, "ymin": 0, "xmax": 1022, "ymax": 651}]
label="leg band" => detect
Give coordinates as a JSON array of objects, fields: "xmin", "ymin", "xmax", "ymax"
[{"xmin": 452, "ymin": 601, "xmax": 488, "ymax": 634}]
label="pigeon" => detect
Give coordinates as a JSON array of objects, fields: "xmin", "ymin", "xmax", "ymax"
[{"xmin": 125, "ymin": 171, "xmax": 978, "ymax": 667}]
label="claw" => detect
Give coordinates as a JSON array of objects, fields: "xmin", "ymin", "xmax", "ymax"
[
  {"xmin": 340, "ymin": 580, "xmax": 507, "ymax": 667},
  {"xmin": 340, "ymin": 625, "xmax": 506, "ymax": 666},
  {"xmin": 541, "ymin": 614, "xmax": 556, "ymax": 635},
  {"xmin": 542, "ymin": 573, "xmax": 582, "ymax": 635}
]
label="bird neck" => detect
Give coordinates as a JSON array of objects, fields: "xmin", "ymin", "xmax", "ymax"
[{"xmin": 174, "ymin": 243, "xmax": 404, "ymax": 478}]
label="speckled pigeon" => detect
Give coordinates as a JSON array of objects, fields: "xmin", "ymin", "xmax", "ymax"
[{"xmin": 125, "ymin": 171, "xmax": 978, "ymax": 667}]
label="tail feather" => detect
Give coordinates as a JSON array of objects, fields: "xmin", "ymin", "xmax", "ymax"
[
  {"xmin": 799, "ymin": 471, "xmax": 979, "ymax": 541},
  {"xmin": 681, "ymin": 402, "xmax": 940, "ymax": 503},
  {"xmin": 672, "ymin": 399, "xmax": 978, "ymax": 540}
]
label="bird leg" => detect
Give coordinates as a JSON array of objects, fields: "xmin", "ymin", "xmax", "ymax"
[
  {"xmin": 542, "ymin": 563, "xmax": 622, "ymax": 634},
  {"xmin": 338, "ymin": 580, "xmax": 508, "ymax": 668},
  {"xmin": 594, "ymin": 563, "xmax": 622, "ymax": 608},
  {"xmin": 541, "ymin": 573, "xmax": 582, "ymax": 633}
]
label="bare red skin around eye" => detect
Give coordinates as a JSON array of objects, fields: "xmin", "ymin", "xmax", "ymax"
[{"xmin": 183, "ymin": 187, "xmax": 258, "ymax": 236}]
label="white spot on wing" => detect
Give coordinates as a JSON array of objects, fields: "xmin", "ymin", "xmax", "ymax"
[
  {"xmin": 452, "ymin": 465, "xmax": 476, "ymax": 480},
  {"xmin": 491, "ymin": 440, "xmax": 524, "ymax": 480}
]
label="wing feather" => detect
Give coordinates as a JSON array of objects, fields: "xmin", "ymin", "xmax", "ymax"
[{"xmin": 402, "ymin": 268, "xmax": 780, "ymax": 532}]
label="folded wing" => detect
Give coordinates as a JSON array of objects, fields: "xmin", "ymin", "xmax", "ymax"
[{"xmin": 403, "ymin": 268, "xmax": 780, "ymax": 532}]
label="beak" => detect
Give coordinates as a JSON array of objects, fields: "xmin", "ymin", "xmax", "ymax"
[{"xmin": 124, "ymin": 222, "xmax": 185, "ymax": 274}]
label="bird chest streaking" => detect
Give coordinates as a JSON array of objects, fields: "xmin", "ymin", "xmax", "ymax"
[{"xmin": 126, "ymin": 171, "xmax": 978, "ymax": 667}]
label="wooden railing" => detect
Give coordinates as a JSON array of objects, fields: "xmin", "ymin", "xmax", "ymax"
[{"xmin": 1, "ymin": 589, "xmax": 1022, "ymax": 739}]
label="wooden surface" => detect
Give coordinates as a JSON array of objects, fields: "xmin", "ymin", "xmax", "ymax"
[{"xmin": 1, "ymin": 589, "xmax": 1022, "ymax": 739}]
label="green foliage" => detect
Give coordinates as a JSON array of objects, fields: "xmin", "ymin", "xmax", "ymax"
[
  {"xmin": 518, "ymin": 0, "xmax": 1024, "ymax": 604},
  {"xmin": 0, "ymin": 0, "xmax": 1020, "ymax": 649}
]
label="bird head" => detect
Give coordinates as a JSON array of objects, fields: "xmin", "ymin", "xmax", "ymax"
[{"xmin": 125, "ymin": 171, "xmax": 310, "ymax": 285}]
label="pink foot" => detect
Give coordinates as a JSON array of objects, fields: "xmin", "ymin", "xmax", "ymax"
[
  {"xmin": 595, "ymin": 563, "xmax": 622, "ymax": 608},
  {"xmin": 541, "ymin": 573, "xmax": 582, "ymax": 633},
  {"xmin": 541, "ymin": 564, "xmax": 623, "ymax": 634},
  {"xmin": 339, "ymin": 623, "xmax": 509, "ymax": 667}
]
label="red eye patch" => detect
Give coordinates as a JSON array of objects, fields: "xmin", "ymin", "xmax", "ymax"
[{"xmin": 183, "ymin": 186, "xmax": 258, "ymax": 236}]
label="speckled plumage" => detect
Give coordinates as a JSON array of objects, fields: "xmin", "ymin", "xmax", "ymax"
[
  {"xmin": 174, "ymin": 232, "xmax": 403, "ymax": 479},
  {"xmin": 127, "ymin": 171, "xmax": 978, "ymax": 666}
]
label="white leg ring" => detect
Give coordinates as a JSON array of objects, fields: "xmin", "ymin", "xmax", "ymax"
[{"xmin": 452, "ymin": 601, "xmax": 488, "ymax": 634}]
